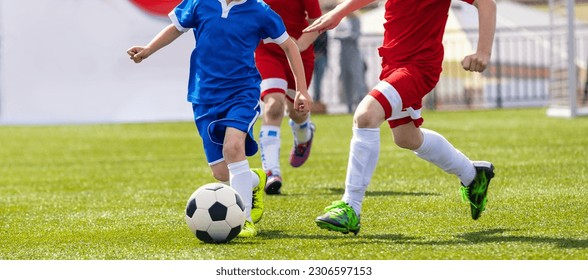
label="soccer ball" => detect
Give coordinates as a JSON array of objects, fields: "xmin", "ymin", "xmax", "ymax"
[{"xmin": 185, "ymin": 182, "xmax": 245, "ymax": 243}]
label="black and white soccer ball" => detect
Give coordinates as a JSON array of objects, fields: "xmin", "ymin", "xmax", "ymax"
[{"xmin": 185, "ymin": 183, "xmax": 245, "ymax": 243}]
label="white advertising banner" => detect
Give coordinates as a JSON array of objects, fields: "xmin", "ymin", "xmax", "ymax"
[{"xmin": 0, "ymin": 0, "xmax": 194, "ymax": 125}]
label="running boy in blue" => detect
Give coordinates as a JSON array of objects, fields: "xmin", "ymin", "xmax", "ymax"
[{"xmin": 127, "ymin": 0, "xmax": 312, "ymax": 237}]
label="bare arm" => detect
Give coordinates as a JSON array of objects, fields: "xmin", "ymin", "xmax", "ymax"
[
  {"xmin": 127, "ymin": 24, "xmax": 183, "ymax": 63},
  {"xmin": 303, "ymin": 0, "xmax": 375, "ymax": 33},
  {"xmin": 461, "ymin": 0, "xmax": 496, "ymax": 72},
  {"xmin": 280, "ymin": 38, "xmax": 312, "ymax": 113},
  {"xmin": 294, "ymin": 18, "xmax": 320, "ymax": 52}
]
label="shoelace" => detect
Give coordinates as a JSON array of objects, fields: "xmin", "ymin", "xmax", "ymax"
[
  {"xmin": 294, "ymin": 143, "xmax": 308, "ymax": 156},
  {"xmin": 324, "ymin": 202, "xmax": 350, "ymax": 216}
]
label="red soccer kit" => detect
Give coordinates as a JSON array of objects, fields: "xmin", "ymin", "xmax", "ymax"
[
  {"xmin": 371, "ymin": 0, "xmax": 475, "ymax": 128},
  {"xmin": 255, "ymin": 0, "xmax": 322, "ymax": 101}
]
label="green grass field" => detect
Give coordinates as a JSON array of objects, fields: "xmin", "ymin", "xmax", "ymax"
[{"xmin": 1, "ymin": 108, "xmax": 587, "ymax": 260}]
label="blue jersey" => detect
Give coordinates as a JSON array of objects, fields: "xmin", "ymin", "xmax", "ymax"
[{"xmin": 170, "ymin": 0, "xmax": 289, "ymax": 104}]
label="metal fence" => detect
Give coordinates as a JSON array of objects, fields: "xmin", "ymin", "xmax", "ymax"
[{"xmin": 316, "ymin": 25, "xmax": 588, "ymax": 112}]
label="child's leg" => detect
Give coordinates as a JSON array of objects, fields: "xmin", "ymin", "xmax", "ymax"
[
  {"xmin": 259, "ymin": 124, "xmax": 281, "ymax": 176},
  {"xmin": 413, "ymin": 128, "xmax": 476, "ymax": 186},
  {"xmin": 227, "ymin": 160, "xmax": 265, "ymax": 237},
  {"xmin": 315, "ymin": 97, "xmax": 383, "ymax": 235},
  {"xmin": 259, "ymin": 92, "xmax": 286, "ymax": 177},
  {"xmin": 288, "ymin": 114, "xmax": 312, "ymax": 144},
  {"xmin": 286, "ymin": 93, "xmax": 315, "ymax": 168},
  {"xmin": 223, "ymin": 128, "xmax": 255, "ymax": 220},
  {"xmin": 342, "ymin": 127, "xmax": 380, "ymax": 216},
  {"xmin": 286, "ymin": 89, "xmax": 313, "ymax": 144},
  {"xmin": 223, "ymin": 127, "xmax": 265, "ymax": 225},
  {"xmin": 342, "ymin": 96, "xmax": 388, "ymax": 216},
  {"xmin": 286, "ymin": 59, "xmax": 315, "ymax": 145},
  {"xmin": 227, "ymin": 160, "xmax": 257, "ymax": 220}
]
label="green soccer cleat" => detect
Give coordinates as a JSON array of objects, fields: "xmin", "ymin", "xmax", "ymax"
[
  {"xmin": 315, "ymin": 200, "xmax": 360, "ymax": 235},
  {"xmin": 250, "ymin": 168, "xmax": 266, "ymax": 224},
  {"xmin": 460, "ymin": 161, "xmax": 495, "ymax": 220},
  {"xmin": 237, "ymin": 220, "xmax": 258, "ymax": 238}
]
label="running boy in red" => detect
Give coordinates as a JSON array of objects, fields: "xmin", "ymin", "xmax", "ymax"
[
  {"xmin": 305, "ymin": 0, "xmax": 497, "ymax": 234},
  {"xmin": 256, "ymin": 0, "xmax": 322, "ymax": 195}
]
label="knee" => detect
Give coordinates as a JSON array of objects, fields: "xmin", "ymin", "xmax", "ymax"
[
  {"xmin": 353, "ymin": 110, "xmax": 380, "ymax": 128},
  {"xmin": 353, "ymin": 113, "xmax": 369, "ymax": 128},
  {"xmin": 222, "ymin": 138, "xmax": 245, "ymax": 160},
  {"xmin": 352, "ymin": 97, "xmax": 385, "ymax": 128},
  {"xmin": 263, "ymin": 97, "xmax": 285, "ymax": 120}
]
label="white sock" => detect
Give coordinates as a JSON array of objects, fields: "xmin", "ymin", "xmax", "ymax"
[
  {"xmin": 250, "ymin": 169, "xmax": 260, "ymax": 187},
  {"xmin": 414, "ymin": 128, "xmax": 476, "ymax": 186},
  {"xmin": 227, "ymin": 160, "xmax": 253, "ymax": 220},
  {"xmin": 259, "ymin": 125, "xmax": 281, "ymax": 176},
  {"xmin": 342, "ymin": 127, "xmax": 380, "ymax": 216},
  {"xmin": 289, "ymin": 115, "xmax": 312, "ymax": 144}
]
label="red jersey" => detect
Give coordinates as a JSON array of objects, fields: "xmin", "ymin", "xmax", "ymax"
[
  {"xmin": 255, "ymin": 0, "xmax": 322, "ymax": 60},
  {"xmin": 379, "ymin": 0, "xmax": 475, "ymax": 69}
]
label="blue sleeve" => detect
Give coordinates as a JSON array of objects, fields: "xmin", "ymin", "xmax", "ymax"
[
  {"xmin": 169, "ymin": 0, "xmax": 198, "ymax": 32},
  {"xmin": 260, "ymin": 7, "xmax": 289, "ymax": 44}
]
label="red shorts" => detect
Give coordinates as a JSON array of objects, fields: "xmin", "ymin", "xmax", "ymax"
[
  {"xmin": 256, "ymin": 53, "xmax": 314, "ymax": 102},
  {"xmin": 369, "ymin": 64, "xmax": 440, "ymax": 128}
]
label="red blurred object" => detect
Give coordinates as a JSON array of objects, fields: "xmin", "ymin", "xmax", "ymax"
[{"xmin": 129, "ymin": 0, "xmax": 181, "ymax": 17}]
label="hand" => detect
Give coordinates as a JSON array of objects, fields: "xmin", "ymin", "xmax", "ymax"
[
  {"xmin": 303, "ymin": 10, "xmax": 344, "ymax": 34},
  {"xmin": 461, "ymin": 52, "xmax": 491, "ymax": 73},
  {"xmin": 127, "ymin": 46, "xmax": 151, "ymax": 63},
  {"xmin": 293, "ymin": 91, "xmax": 312, "ymax": 113}
]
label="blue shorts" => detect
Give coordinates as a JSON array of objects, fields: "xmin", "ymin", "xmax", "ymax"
[{"xmin": 192, "ymin": 93, "xmax": 260, "ymax": 165}]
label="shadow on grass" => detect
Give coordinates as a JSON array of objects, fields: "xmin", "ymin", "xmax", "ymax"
[
  {"xmin": 393, "ymin": 228, "xmax": 588, "ymax": 249},
  {"xmin": 260, "ymin": 228, "xmax": 588, "ymax": 249},
  {"xmin": 261, "ymin": 229, "xmax": 413, "ymax": 244},
  {"xmin": 456, "ymin": 228, "xmax": 588, "ymax": 249},
  {"xmin": 324, "ymin": 187, "xmax": 440, "ymax": 197},
  {"xmin": 267, "ymin": 188, "xmax": 440, "ymax": 197}
]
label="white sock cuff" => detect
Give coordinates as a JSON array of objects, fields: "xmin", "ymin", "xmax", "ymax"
[
  {"xmin": 289, "ymin": 115, "xmax": 310, "ymax": 129},
  {"xmin": 353, "ymin": 127, "xmax": 380, "ymax": 143},
  {"xmin": 260, "ymin": 125, "xmax": 281, "ymax": 138},
  {"xmin": 414, "ymin": 128, "xmax": 437, "ymax": 154},
  {"xmin": 250, "ymin": 170, "xmax": 260, "ymax": 186},
  {"xmin": 227, "ymin": 160, "xmax": 250, "ymax": 176}
]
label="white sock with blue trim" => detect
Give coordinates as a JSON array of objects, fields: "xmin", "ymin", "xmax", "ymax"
[
  {"xmin": 259, "ymin": 125, "xmax": 281, "ymax": 176},
  {"xmin": 289, "ymin": 115, "xmax": 312, "ymax": 144}
]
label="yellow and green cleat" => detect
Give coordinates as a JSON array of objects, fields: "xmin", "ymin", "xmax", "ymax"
[
  {"xmin": 237, "ymin": 220, "xmax": 258, "ymax": 238},
  {"xmin": 250, "ymin": 168, "xmax": 266, "ymax": 224}
]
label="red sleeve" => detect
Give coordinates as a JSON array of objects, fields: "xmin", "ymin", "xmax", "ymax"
[
  {"xmin": 462, "ymin": 0, "xmax": 475, "ymax": 4},
  {"xmin": 304, "ymin": 0, "xmax": 322, "ymax": 19}
]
